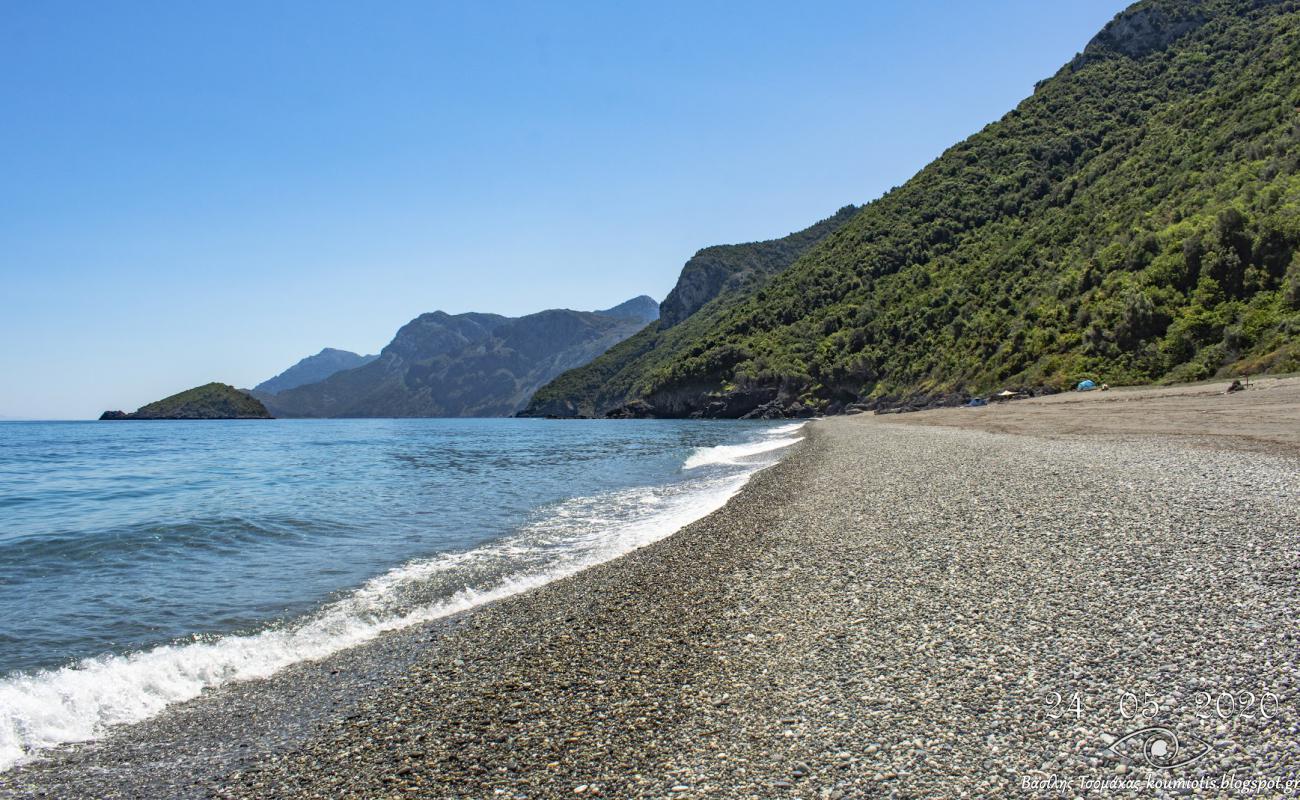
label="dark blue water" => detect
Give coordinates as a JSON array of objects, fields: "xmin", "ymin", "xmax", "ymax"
[{"xmin": 0, "ymin": 417, "xmax": 804, "ymax": 769}]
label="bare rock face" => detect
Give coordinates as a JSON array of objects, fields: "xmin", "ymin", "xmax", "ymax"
[
  {"xmin": 658, "ymin": 205, "xmax": 859, "ymax": 328},
  {"xmin": 1082, "ymin": 2, "xmax": 1206, "ymax": 61},
  {"xmin": 658, "ymin": 255, "xmax": 736, "ymax": 328}
]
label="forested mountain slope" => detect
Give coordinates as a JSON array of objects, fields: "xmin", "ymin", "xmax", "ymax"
[
  {"xmin": 522, "ymin": 206, "xmax": 860, "ymax": 416},
  {"xmin": 529, "ymin": 0, "xmax": 1300, "ymax": 418}
]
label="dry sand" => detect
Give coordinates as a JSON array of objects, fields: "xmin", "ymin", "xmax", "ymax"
[{"xmin": 888, "ymin": 374, "xmax": 1300, "ymax": 457}]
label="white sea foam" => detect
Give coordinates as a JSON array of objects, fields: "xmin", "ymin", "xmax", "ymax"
[
  {"xmin": 0, "ymin": 427, "xmax": 800, "ymax": 772},
  {"xmin": 766, "ymin": 421, "xmax": 809, "ymax": 437},
  {"xmin": 682, "ymin": 423, "xmax": 805, "ymax": 470}
]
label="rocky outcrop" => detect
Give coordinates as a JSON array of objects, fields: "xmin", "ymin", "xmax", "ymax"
[
  {"xmin": 602, "ymin": 384, "xmax": 802, "ymax": 420},
  {"xmin": 101, "ymin": 383, "xmax": 272, "ymax": 420},
  {"xmin": 592, "ymin": 384, "xmax": 1055, "ymax": 420},
  {"xmin": 1077, "ymin": 1, "xmax": 1207, "ymax": 63},
  {"xmin": 657, "ymin": 206, "xmax": 859, "ymax": 328}
]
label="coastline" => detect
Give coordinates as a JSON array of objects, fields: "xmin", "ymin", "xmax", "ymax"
[
  {"xmin": 4, "ymin": 384, "xmax": 1299, "ymax": 798},
  {"xmin": 0, "ymin": 422, "xmax": 805, "ymax": 797}
]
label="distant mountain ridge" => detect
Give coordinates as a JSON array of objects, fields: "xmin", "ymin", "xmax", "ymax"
[
  {"xmin": 253, "ymin": 348, "xmax": 378, "ymax": 395},
  {"xmin": 256, "ymin": 297, "xmax": 658, "ymax": 417}
]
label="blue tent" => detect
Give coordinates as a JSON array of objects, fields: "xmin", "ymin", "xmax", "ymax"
[{"xmin": 1077, "ymin": 379, "xmax": 1097, "ymax": 391}]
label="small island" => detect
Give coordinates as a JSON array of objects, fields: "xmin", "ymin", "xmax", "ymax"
[{"xmin": 100, "ymin": 383, "xmax": 273, "ymax": 420}]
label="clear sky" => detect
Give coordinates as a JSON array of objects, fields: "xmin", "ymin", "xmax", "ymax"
[{"xmin": 0, "ymin": 0, "xmax": 1130, "ymax": 419}]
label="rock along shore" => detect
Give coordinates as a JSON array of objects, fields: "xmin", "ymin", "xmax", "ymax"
[{"xmin": 5, "ymin": 388, "xmax": 1298, "ymax": 799}]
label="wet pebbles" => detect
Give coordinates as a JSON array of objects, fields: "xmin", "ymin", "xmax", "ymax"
[{"xmin": 6, "ymin": 417, "xmax": 1298, "ymax": 798}]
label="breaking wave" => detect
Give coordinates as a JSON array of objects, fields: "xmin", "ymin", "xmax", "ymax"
[
  {"xmin": 683, "ymin": 421, "xmax": 806, "ymax": 469},
  {"xmin": 0, "ymin": 422, "xmax": 804, "ymax": 772}
]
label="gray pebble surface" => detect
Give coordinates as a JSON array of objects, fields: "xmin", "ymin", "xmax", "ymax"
[{"xmin": 4, "ymin": 417, "xmax": 1298, "ymax": 799}]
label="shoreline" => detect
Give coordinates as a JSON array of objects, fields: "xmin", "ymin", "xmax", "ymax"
[
  {"xmin": 0, "ymin": 425, "xmax": 806, "ymax": 798},
  {"xmin": 4, "ymin": 384, "xmax": 1299, "ymax": 798}
]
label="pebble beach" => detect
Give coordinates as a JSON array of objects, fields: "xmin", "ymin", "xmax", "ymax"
[{"xmin": 4, "ymin": 378, "xmax": 1299, "ymax": 799}]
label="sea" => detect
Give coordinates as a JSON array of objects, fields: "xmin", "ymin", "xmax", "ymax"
[{"xmin": 0, "ymin": 417, "xmax": 804, "ymax": 771}]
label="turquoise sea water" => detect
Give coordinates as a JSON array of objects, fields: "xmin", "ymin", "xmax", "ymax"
[{"xmin": 0, "ymin": 417, "xmax": 804, "ymax": 769}]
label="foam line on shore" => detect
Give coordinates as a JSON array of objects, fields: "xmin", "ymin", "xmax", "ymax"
[
  {"xmin": 683, "ymin": 423, "xmax": 805, "ymax": 470},
  {"xmin": 0, "ymin": 423, "xmax": 804, "ymax": 772}
]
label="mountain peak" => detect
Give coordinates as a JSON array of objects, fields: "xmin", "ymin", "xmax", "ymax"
[
  {"xmin": 254, "ymin": 349, "xmax": 379, "ymax": 395},
  {"xmin": 595, "ymin": 296, "xmax": 660, "ymax": 324}
]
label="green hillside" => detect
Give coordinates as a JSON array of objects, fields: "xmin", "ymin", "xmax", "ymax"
[
  {"xmin": 100, "ymin": 383, "xmax": 272, "ymax": 420},
  {"xmin": 523, "ymin": 206, "xmax": 860, "ymax": 417},
  {"xmin": 529, "ymin": 0, "xmax": 1300, "ymax": 418}
]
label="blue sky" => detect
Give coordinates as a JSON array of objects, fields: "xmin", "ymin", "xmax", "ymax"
[{"xmin": 0, "ymin": 0, "xmax": 1129, "ymax": 419}]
